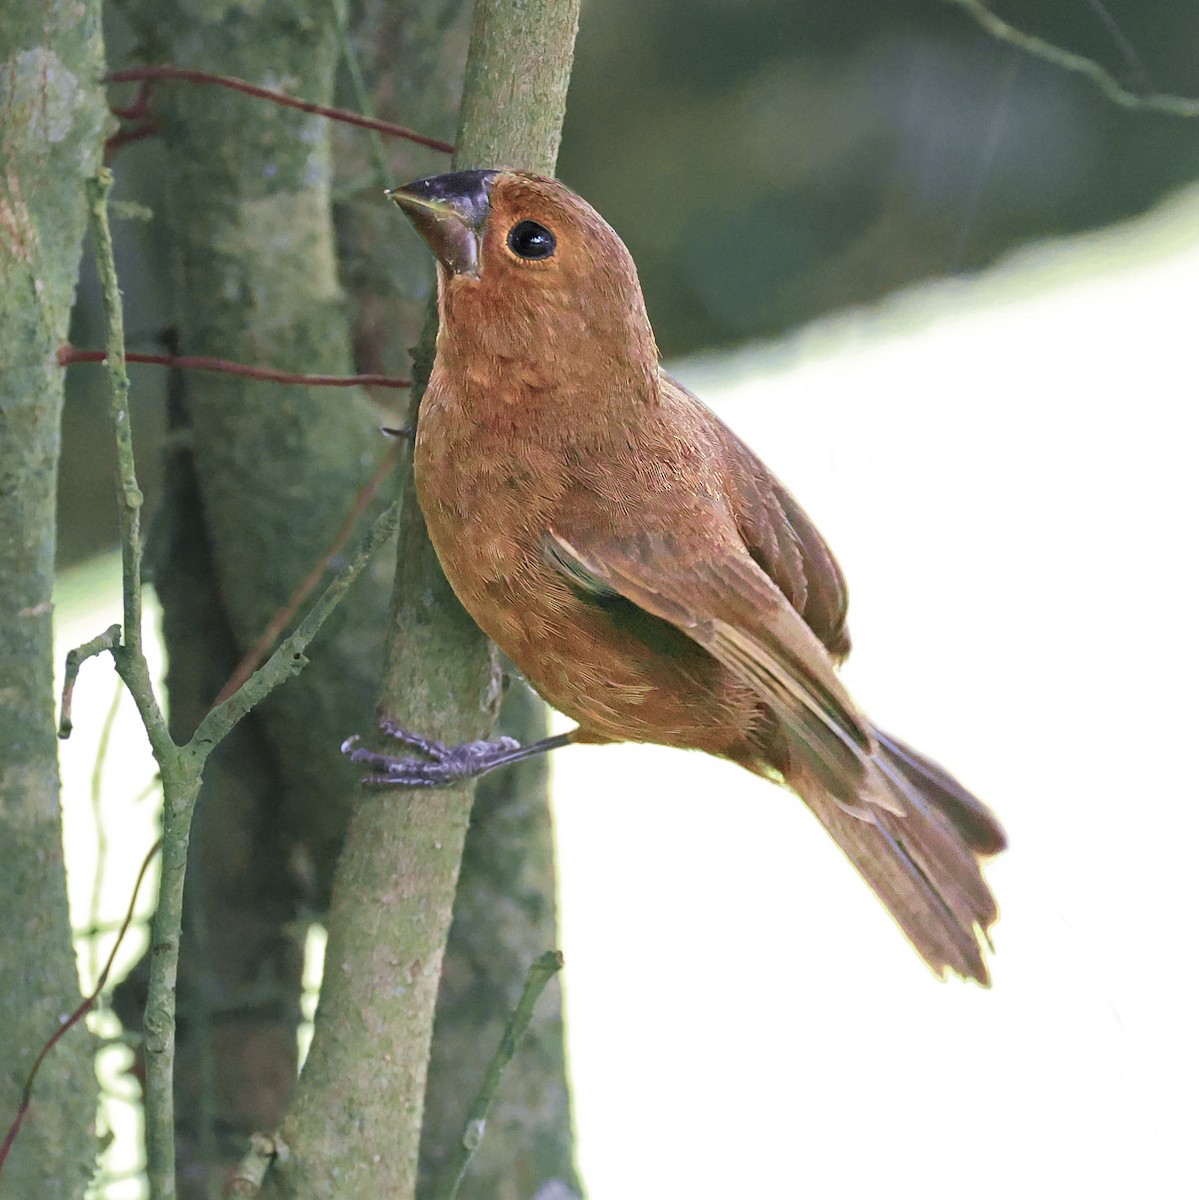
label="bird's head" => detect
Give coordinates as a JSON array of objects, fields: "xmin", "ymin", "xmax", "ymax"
[{"xmin": 388, "ymin": 169, "xmax": 658, "ymax": 385}]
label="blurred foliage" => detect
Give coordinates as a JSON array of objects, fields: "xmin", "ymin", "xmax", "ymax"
[
  {"xmin": 557, "ymin": 0, "xmax": 1199, "ymax": 354},
  {"xmin": 60, "ymin": 1, "xmax": 1199, "ymax": 563}
]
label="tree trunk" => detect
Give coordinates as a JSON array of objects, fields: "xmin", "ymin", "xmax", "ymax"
[
  {"xmin": 112, "ymin": 2, "xmax": 390, "ymax": 1194},
  {"xmin": 332, "ymin": 3, "xmax": 581, "ymax": 1193},
  {"xmin": 0, "ymin": 3, "xmax": 107, "ymax": 1195},
  {"xmin": 266, "ymin": 1, "xmax": 581, "ymax": 1195}
]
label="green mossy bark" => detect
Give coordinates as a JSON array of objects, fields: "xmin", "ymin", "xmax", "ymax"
[
  {"xmin": 124, "ymin": 0, "xmax": 391, "ymax": 852},
  {"xmin": 0, "ymin": 3, "xmax": 107, "ymax": 1195},
  {"xmin": 332, "ymin": 2, "xmax": 581, "ymax": 1192},
  {"xmin": 267, "ymin": 1, "xmax": 581, "ymax": 1196},
  {"xmin": 114, "ymin": 2, "xmax": 391, "ymax": 1193},
  {"xmin": 418, "ymin": 682, "xmax": 581, "ymax": 1199},
  {"xmin": 416, "ymin": 7, "xmax": 584, "ymax": 1189}
]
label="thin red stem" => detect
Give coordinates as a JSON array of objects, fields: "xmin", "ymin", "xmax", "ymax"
[
  {"xmin": 59, "ymin": 347, "xmax": 410, "ymax": 391},
  {"xmin": 107, "ymin": 66, "xmax": 454, "ymax": 154},
  {"xmin": 109, "ymin": 80, "xmax": 153, "ymax": 122},
  {"xmin": 104, "ymin": 120, "xmax": 159, "ymax": 160}
]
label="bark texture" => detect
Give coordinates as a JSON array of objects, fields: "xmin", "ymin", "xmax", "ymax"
[
  {"xmin": 333, "ymin": 3, "xmax": 581, "ymax": 1194},
  {"xmin": 0, "ymin": 3, "xmax": 107, "ymax": 1195},
  {"xmin": 266, "ymin": 1, "xmax": 581, "ymax": 1196},
  {"xmin": 112, "ymin": 2, "xmax": 390, "ymax": 1194},
  {"xmin": 418, "ymin": 681, "xmax": 581, "ymax": 1199}
]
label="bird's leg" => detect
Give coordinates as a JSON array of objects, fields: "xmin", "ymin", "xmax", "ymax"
[{"xmin": 341, "ymin": 717, "xmax": 578, "ymax": 787}]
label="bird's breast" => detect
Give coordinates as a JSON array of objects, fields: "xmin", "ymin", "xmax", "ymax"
[
  {"xmin": 412, "ymin": 393, "xmax": 760, "ymax": 754},
  {"xmin": 415, "ymin": 391, "xmax": 558, "ymax": 596}
]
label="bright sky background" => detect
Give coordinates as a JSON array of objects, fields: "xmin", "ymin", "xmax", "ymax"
[{"xmin": 55, "ymin": 185, "xmax": 1198, "ymax": 1198}]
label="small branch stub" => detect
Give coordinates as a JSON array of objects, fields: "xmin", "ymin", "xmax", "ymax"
[
  {"xmin": 59, "ymin": 624, "xmax": 122, "ymax": 737},
  {"xmin": 229, "ymin": 1132, "xmax": 287, "ymax": 1196}
]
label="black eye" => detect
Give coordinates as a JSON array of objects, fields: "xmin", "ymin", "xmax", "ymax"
[{"xmin": 507, "ymin": 220, "xmax": 556, "ymax": 261}]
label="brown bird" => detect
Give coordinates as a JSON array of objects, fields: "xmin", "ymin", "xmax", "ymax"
[{"xmin": 347, "ymin": 169, "xmax": 1005, "ymax": 983}]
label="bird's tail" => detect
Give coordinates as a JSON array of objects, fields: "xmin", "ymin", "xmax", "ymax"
[{"xmin": 786, "ymin": 726, "xmax": 1005, "ymax": 984}]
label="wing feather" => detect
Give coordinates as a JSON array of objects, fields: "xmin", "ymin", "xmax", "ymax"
[
  {"xmin": 661, "ymin": 373, "xmax": 852, "ymax": 659},
  {"xmin": 541, "ymin": 522, "xmax": 1000, "ymax": 984},
  {"xmin": 543, "ymin": 528, "xmax": 875, "ymax": 808}
]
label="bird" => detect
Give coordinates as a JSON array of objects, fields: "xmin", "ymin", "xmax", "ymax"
[{"xmin": 345, "ymin": 168, "xmax": 1006, "ymax": 984}]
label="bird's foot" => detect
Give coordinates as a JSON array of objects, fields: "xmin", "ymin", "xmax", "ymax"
[{"xmin": 341, "ymin": 718, "xmax": 521, "ymax": 787}]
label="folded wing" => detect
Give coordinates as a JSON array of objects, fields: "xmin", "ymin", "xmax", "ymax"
[{"xmin": 542, "ymin": 524, "xmax": 1001, "ymax": 983}]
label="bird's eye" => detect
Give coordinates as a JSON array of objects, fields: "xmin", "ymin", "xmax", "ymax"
[{"xmin": 507, "ymin": 220, "xmax": 556, "ymax": 261}]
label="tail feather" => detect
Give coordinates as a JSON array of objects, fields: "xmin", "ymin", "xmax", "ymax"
[
  {"xmin": 787, "ymin": 726, "xmax": 1003, "ymax": 984},
  {"xmin": 874, "ymin": 728, "xmax": 1007, "ymax": 856}
]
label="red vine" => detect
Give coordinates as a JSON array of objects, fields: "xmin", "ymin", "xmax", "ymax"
[
  {"xmin": 107, "ymin": 66, "xmax": 454, "ymax": 153},
  {"xmin": 58, "ymin": 346, "xmax": 410, "ymax": 391}
]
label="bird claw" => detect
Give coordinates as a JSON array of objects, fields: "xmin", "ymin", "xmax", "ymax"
[{"xmin": 342, "ymin": 722, "xmax": 522, "ymax": 787}]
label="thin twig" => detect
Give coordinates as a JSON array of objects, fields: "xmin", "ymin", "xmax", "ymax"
[
  {"xmin": 89, "ymin": 181, "xmax": 144, "ymax": 656},
  {"xmin": 433, "ymin": 952, "xmax": 565, "ymax": 1200},
  {"xmin": 107, "ymin": 66, "xmax": 455, "ymax": 152},
  {"xmin": 58, "ymin": 624, "xmax": 122, "ymax": 738},
  {"xmin": 59, "ymin": 346, "xmax": 411, "ymax": 390},
  {"xmin": 329, "ymin": 0, "xmax": 393, "ymax": 192},
  {"xmin": 0, "ymin": 840, "xmax": 162, "ymax": 1177},
  {"xmin": 214, "ymin": 439, "xmax": 401, "ymax": 703},
  {"xmin": 109, "ymin": 80, "xmax": 152, "ymax": 122},
  {"xmin": 105, "ymin": 120, "xmax": 159, "ymax": 160},
  {"xmin": 106, "ymin": 81, "xmax": 158, "ymax": 159},
  {"xmin": 191, "ymin": 498, "xmax": 401, "ymax": 751},
  {"xmin": 86, "ymin": 172, "xmax": 175, "ymax": 768},
  {"xmin": 1082, "ymin": 0, "xmax": 1151, "ymax": 94},
  {"xmin": 87, "ymin": 168, "xmax": 183, "ymax": 1200},
  {"xmin": 939, "ymin": 0, "xmax": 1199, "ymax": 116},
  {"xmin": 87, "ymin": 683, "xmax": 124, "ymax": 988}
]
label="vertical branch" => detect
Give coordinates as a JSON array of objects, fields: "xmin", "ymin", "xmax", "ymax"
[
  {"xmin": 86, "ymin": 174, "xmax": 170, "ymax": 752},
  {"xmin": 0, "ymin": 2, "xmax": 106, "ymax": 1193},
  {"xmin": 141, "ymin": 763, "xmax": 204, "ymax": 1200},
  {"xmin": 453, "ymin": 0, "xmax": 580, "ymax": 172},
  {"xmin": 267, "ymin": 2, "xmax": 581, "ymax": 1197},
  {"xmin": 115, "ymin": 2, "xmax": 396, "ymax": 1194},
  {"xmin": 417, "ymin": 11, "xmax": 582, "ymax": 1190},
  {"xmin": 88, "ymin": 173, "xmax": 145, "ymax": 654},
  {"xmin": 86, "ymin": 168, "xmax": 188, "ymax": 1200}
]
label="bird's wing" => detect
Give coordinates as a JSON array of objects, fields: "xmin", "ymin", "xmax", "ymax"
[
  {"xmin": 661, "ymin": 373, "xmax": 852, "ymax": 660},
  {"xmin": 543, "ymin": 525, "xmax": 878, "ymax": 809},
  {"xmin": 543, "ymin": 526, "xmax": 999, "ymax": 981}
]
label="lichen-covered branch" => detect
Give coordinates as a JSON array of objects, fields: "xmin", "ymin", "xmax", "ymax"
[
  {"xmin": 266, "ymin": 2, "xmax": 581, "ymax": 1197},
  {"xmin": 454, "ymin": 0, "xmax": 581, "ymax": 171},
  {"xmin": 111, "ymin": 2, "xmax": 402, "ymax": 1191},
  {"xmin": 0, "ymin": 3, "xmax": 107, "ymax": 1193}
]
